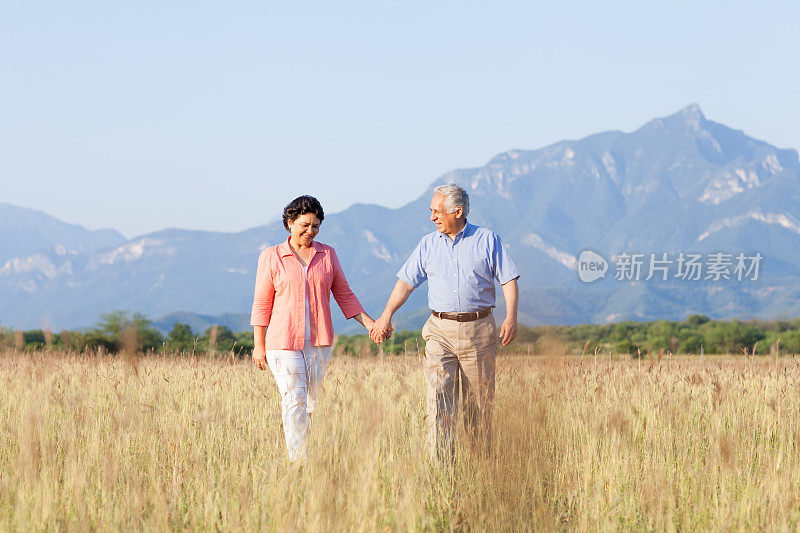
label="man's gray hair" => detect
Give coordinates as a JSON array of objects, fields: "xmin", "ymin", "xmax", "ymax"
[{"xmin": 433, "ymin": 183, "xmax": 470, "ymax": 217}]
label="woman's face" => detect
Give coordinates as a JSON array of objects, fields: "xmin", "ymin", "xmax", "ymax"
[{"xmin": 288, "ymin": 212, "xmax": 321, "ymax": 246}]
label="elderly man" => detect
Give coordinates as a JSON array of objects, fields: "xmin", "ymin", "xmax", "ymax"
[{"xmin": 370, "ymin": 183, "xmax": 520, "ymax": 461}]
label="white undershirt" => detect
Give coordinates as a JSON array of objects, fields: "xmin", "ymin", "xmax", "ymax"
[{"xmin": 304, "ymin": 264, "xmax": 311, "ymax": 343}]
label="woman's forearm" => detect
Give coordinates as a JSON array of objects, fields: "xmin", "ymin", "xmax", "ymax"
[
  {"xmin": 253, "ymin": 326, "xmax": 266, "ymax": 353},
  {"xmin": 352, "ymin": 312, "xmax": 375, "ymax": 331}
]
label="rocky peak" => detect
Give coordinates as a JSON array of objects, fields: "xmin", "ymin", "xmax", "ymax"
[{"xmin": 679, "ymin": 103, "xmax": 705, "ymax": 127}]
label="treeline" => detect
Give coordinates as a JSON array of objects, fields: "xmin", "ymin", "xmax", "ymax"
[
  {"xmin": 336, "ymin": 329, "xmax": 426, "ymax": 357},
  {"xmin": 0, "ymin": 311, "xmax": 254, "ymax": 356},
  {"xmin": 4, "ymin": 313, "xmax": 800, "ymax": 356},
  {"xmin": 336, "ymin": 315, "xmax": 800, "ymax": 356},
  {"xmin": 529, "ymin": 314, "xmax": 788, "ymax": 355}
]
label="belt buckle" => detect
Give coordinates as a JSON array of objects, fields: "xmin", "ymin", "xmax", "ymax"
[{"xmin": 457, "ymin": 313, "xmax": 468, "ymax": 322}]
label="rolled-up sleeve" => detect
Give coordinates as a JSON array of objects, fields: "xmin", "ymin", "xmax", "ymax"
[
  {"xmin": 491, "ymin": 234, "xmax": 520, "ymax": 285},
  {"xmin": 250, "ymin": 251, "xmax": 275, "ymax": 327},
  {"xmin": 330, "ymin": 248, "xmax": 364, "ymax": 319},
  {"xmin": 397, "ymin": 239, "xmax": 428, "ymax": 288}
]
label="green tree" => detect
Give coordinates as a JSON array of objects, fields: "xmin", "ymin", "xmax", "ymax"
[
  {"xmin": 702, "ymin": 320, "xmax": 763, "ymax": 354},
  {"xmin": 678, "ymin": 333, "xmax": 703, "ymax": 354},
  {"xmin": 166, "ymin": 323, "xmax": 196, "ymax": 352},
  {"xmin": 234, "ymin": 331, "xmax": 255, "ymax": 355},
  {"xmin": 204, "ymin": 325, "xmax": 237, "ymax": 353},
  {"xmin": 23, "ymin": 330, "xmax": 46, "ymax": 350},
  {"xmin": 686, "ymin": 314, "xmax": 711, "ymax": 327},
  {"xmin": 776, "ymin": 329, "xmax": 800, "ymax": 354},
  {"xmin": 87, "ymin": 311, "xmax": 163, "ymax": 353}
]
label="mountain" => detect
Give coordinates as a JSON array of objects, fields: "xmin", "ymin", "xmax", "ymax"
[
  {"xmin": 2, "ymin": 104, "xmax": 800, "ymax": 331},
  {"xmin": 0, "ymin": 203, "xmax": 125, "ymax": 264}
]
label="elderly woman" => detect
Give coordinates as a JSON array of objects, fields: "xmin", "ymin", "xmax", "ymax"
[{"xmin": 251, "ymin": 195, "xmax": 374, "ymax": 462}]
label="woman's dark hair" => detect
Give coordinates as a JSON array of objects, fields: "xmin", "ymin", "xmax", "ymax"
[{"xmin": 282, "ymin": 195, "xmax": 325, "ymax": 230}]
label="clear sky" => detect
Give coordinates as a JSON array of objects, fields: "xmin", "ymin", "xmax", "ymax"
[{"xmin": 1, "ymin": 1, "xmax": 798, "ymax": 238}]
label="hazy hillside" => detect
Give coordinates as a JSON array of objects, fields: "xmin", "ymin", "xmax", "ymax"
[
  {"xmin": 0, "ymin": 203, "xmax": 125, "ymax": 264},
  {"xmin": 2, "ymin": 104, "xmax": 800, "ymax": 331}
]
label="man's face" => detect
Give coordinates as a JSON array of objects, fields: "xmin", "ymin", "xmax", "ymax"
[{"xmin": 430, "ymin": 194, "xmax": 463, "ymax": 235}]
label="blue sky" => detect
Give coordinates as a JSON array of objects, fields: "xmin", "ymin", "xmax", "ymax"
[{"xmin": 1, "ymin": 1, "xmax": 798, "ymax": 237}]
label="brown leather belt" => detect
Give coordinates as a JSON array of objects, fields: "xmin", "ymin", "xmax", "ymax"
[{"xmin": 431, "ymin": 308, "xmax": 492, "ymax": 322}]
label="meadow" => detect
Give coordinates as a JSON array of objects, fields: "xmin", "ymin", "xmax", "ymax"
[{"xmin": 2, "ymin": 349, "xmax": 800, "ymax": 531}]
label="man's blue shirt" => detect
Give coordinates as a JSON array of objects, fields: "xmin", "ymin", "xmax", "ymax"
[{"xmin": 397, "ymin": 221, "xmax": 520, "ymax": 313}]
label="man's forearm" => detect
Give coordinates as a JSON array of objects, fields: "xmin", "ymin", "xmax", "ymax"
[
  {"xmin": 501, "ymin": 278, "xmax": 519, "ymax": 320},
  {"xmin": 381, "ymin": 279, "xmax": 415, "ymax": 319}
]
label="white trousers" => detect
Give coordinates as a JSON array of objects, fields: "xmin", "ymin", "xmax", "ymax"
[{"xmin": 266, "ymin": 343, "xmax": 333, "ymax": 462}]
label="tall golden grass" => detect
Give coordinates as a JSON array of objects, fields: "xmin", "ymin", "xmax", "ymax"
[{"xmin": 2, "ymin": 350, "xmax": 800, "ymax": 530}]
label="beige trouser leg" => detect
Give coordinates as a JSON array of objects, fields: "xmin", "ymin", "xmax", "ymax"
[{"xmin": 422, "ymin": 313, "xmax": 497, "ymax": 462}]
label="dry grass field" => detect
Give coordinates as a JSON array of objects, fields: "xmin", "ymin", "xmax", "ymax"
[{"xmin": 2, "ymin": 350, "xmax": 800, "ymax": 530}]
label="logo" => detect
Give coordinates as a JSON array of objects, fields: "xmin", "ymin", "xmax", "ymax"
[
  {"xmin": 575, "ymin": 250, "xmax": 762, "ymax": 283},
  {"xmin": 578, "ymin": 250, "xmax": 608, "ymax": 283}
]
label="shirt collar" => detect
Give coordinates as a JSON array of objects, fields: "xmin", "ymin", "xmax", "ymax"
[
  {"xmin": 277, "ymin": 237, "xmax": 324, "ymax": 258},
  {"xmin": 438, "ymin": 220, "xmax": 473, "ymax": 243}
]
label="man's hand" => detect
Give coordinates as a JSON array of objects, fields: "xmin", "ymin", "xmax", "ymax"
[
  {"xmin": 369, "ymin": 315, "xmax": 394, "ymax": 344},
  {"xmin": 499, "ymin": 317, "xmax": 517, "ymax": 346},
  {"xmin": 370, "ymin": 279, "xmax": 414, "ymax": 344},
  {"xmin": 252, "ymin": 348, "xmax": 267, "ymax": 371},
  {"xmin": 499, "ymin": 278, "xmax": 519, "ymax": 346}
]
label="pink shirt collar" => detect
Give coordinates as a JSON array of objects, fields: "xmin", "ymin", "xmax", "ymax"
[{"xmin": 276, "ymin": 237, "xmax": 326, "ymax": 262}]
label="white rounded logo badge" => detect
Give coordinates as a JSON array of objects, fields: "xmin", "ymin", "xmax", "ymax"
[{"xmin": 578, "ymin": 250, "xmax": 608, "ymax": 283}]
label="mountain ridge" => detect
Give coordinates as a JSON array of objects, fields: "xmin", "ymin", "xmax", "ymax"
[
  {"xmin": 0, "ymin": 203, "xmax": 126, "ymax": 265},
  {"xmin": 3, "ymin": 104, "xmax": 800, "ymax": 331}
]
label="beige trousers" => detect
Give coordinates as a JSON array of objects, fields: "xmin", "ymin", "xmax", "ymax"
[{"xmin": 421, "ymin": 313, "xmax": 497, "ymax": 462}]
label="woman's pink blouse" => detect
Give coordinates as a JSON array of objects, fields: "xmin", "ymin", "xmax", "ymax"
[{"xmin": 250, "ymin": 238, "xmax": 364, "ymax": 350}]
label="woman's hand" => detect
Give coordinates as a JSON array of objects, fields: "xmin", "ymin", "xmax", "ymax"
[
  {"xmin": 252, "ymin": 325, "xmax": 267, "ymax": 370},
  {"xmin": 370, "ymin": 314, "xmax": 394, "ymax": 344},
  {"xmin": 252, "ymin": 347, "xmax": 267, "ymax": 371}
]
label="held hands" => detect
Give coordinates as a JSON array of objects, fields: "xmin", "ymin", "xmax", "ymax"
[
  {"xmin": 499, "ymin": 317, "xmax": 518, "ymax": 346},
  {"xmin": 369, "ymin": 314, "xmax": 394, "ymax": 344}
]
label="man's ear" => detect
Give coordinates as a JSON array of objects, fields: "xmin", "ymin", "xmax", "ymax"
[{"xmin": 455, "ymin": 206, "xmax": 464, "ymax": 219}]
